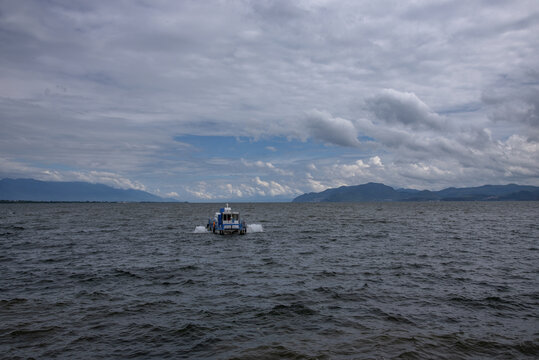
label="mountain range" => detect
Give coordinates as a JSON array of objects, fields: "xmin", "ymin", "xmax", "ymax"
[
  {"xmin": 292, "ymin": 182, "xmax": 539, "ymax": 202},
  {"xmin": 3, "ymin": 178, "xmax": 538, "ymax": 203},
  {"xmin": 0, "ymin": 178, "xmax": 175, "ymax": 202}
]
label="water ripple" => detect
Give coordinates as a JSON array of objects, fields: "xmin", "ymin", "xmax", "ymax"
[{"xmin": 1, "ymin": 202, "xmax": 538, "ymax": 359}]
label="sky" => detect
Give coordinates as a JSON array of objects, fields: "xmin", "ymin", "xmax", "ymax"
[{"xmin": 1, "ymin": 0, "xmax": 538, "ymax": 201}]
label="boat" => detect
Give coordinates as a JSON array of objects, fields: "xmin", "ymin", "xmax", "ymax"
[{"xmin": 207, "ymin": 203, "xmax": 247, "ymax": 235}]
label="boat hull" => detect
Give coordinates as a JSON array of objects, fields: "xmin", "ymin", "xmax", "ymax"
[{"xmin": 207, "ymin": 220, "xmax": 246, "ymax": 235}]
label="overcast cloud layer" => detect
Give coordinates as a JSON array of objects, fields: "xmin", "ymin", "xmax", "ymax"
[{"xmin": 1, "ymin": 0, "xmax": 538, "ymax": 200}]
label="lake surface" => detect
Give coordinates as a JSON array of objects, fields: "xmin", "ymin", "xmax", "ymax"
[{"xmin": 1, "ymin": 202, "xmax": 538, "ymax": 359}]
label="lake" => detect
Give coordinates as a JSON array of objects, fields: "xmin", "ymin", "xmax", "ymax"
[{"xmin": 1, "ymin": 202, "xmax": 538, "ymax": 359}]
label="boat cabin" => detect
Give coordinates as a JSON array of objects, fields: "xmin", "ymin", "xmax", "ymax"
[{"xmin": 207, "ymin": 204, "xmax": 246, "ymax": 235}]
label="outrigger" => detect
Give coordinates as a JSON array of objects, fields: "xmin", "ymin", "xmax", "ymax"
[{"xmin": 207, "ymin": 203, "xmax": 247, "ymax": 235}]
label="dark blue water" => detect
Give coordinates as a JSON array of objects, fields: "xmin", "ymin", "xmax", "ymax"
[{"xmin": 1, "ymin": 202, "xmax": 538, "ymax": 359}]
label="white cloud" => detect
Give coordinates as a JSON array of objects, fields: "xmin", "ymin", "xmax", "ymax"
[
  {"xmin": 370, "ymin": 156, "xmax": 383, "ymax": 167},
  {"xmin": 183, "ymin": 177, "xmax": 299, "ymax": 200},
  {"xmin": 303, "ymin": 109, "xmax": 361, "ymax": 147},
  {"xmin": 70, "ymin": 171, "xmax": 147, "ymax": 190},
  {"xmin": 366, "ymin": 89, "xmax": 445, "ymax": 130},
  {"xmin": 306, "ymin": 178, "xmax": 327, "ymax": 192},
  {"xmin": 405, "ymin": 163, "xmax": 453, "ymax": 179},
  {"xmin": 241, "ymin": 159, "xmax": 292, "ymax": 176},
  {"xmin": 224, "ymin": 183, "xmax": 243, "ymax": 198},
  {"xmin": 304, "ymin": 172, "xmax": 325, "ymax": 191},
  {"xmin": 185, "ymin": 182, "xmax": 215, "ymax": 200},
  {"xmin": 330, "ymin": 156, "xmax": 384, "ymax": 180},
  {"xmin": 254, "ymin": 176, "xmax": 296, "ymax": 197},
  {"xmin": 300, "ymin": 130, "xmax": 539, "ymax": 191},
  {"xmin": 256, "ymin": 161, "xmax": 274, "ymax": 169},
  {"xmin": 336, "ymin": 160, "xmax": 369, "ymax": 178}
]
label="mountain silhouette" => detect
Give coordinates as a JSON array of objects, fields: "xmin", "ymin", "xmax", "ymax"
[
  {"xmin": 0, "ymin": 178, "xmax": 176, "ymax": 202},
  {"xmin": 293, "ymin": 182, "xmax": 539, "ymax": 202}
]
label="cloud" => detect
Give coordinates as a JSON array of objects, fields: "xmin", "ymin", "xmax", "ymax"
[
  {"xmin": 224, "ymin": 183, "xmax": 244, "ymax": 198},
  {"xmin": 335, "ymin": 160, "xmax": 370, "ymax": 178},
  {"xmin": 305, "ymin": 173, "xmax": 327, "ymax": 192},
  {"xmin": 185, "ymin": 182, "xmax": 215, "ymax": 200},
  {"xmin": 482, "ymin": 70, "xmax": 539, "ymax": 139},
  {"xmin": 241, "ymin": 159, "xmax": 292, "ymax": 176},
  {"xmin": 366, "ymin": 89, "xmax": 445, "ymax": 130},
  {"xmin": 69, "ymin": 171, "xmax": 147, "ymax": 190},
  {"xmin": 371, "ymin": 156, "xmax": 383, "ymax": 167},
  {"xmin": 0, "ymin": 157, "xmax": 147, "ymax": 190},
  {"xmin": 301, "ymin": 130, "xmax": 539, "ymax": 190},
  {"xmin": 320, "ymin": 156, "xmax": 388, "ymax": 185},
  {"xmin": 254, "ymin": 177, "xmax": 297, "ymax": 197},
  {"xmin": 1, "ymin": 1, "xmax": 538, "ymax": 199},
  {"xmin": 303, "ymin": 109, "xmax": 361, "ymax": 147},
  {"xmin": 183, "ymin": 176, "xmax": 299, "ymax": 200}
]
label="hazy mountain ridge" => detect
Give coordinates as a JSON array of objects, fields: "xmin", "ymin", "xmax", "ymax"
[
  {"xmin": 293, "ymin": 182, "xmax": 539, "ymax": 202},
  {"xmin": 0, "ymin": 178, "xmax": 176, "ymax": 202}
]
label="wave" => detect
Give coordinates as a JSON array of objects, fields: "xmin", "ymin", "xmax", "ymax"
[
  {"xmin": 230, "ymin": 344, "xmax": 315, "ymax": 360},
  {"xmin": 193, "ymin": 226, "xmax": 208, "ymax": 233},
  {"xmin": 257, "ymin": 302, "xmax": 317, "ymax": 318},
  {"xmin": 248, "ymin": 224, "xmax": 263, "ymax": 233}
]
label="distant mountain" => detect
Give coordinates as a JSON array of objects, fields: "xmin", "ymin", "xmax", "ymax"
[
  {"xmin": 0, "ymin": 178, "xmax": 176, "ymax": 202},
  {"xmin": 294, "ymin": 183, "xmax": 400, "ymax": 202},
  {"xmin": 292, "ymin": 182, "xmax": 539, "ymax": 202}
]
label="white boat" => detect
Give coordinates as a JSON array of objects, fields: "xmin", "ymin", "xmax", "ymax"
[{"xmin": 206, "ymin": 204, "xmax": 247, "ymax": 235}]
